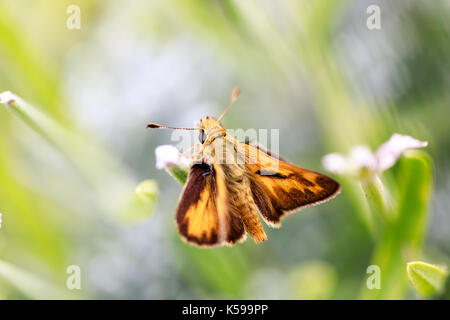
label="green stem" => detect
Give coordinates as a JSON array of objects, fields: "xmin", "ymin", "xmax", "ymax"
[{"xmin": 360, "ymin": 175, "xmax": 393, "ymax": 233}]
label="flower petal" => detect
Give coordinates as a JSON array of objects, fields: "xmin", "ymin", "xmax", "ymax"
[
  {"xmin": 155, "ymin": 145, "xmax": 189, "ymax": 170},
  {"xmin": 322, "ymin": 153, "xmax": 351, "ymax": 175},
  {"xmin": 375, "ymin": 134, "xmax": 428, "ymax": 171},
  {"xmin": 350, "ymin": 146, "xmax": 378, "ymax": 172},
  {"xmin": 323, "ymin": 146, "xmax": 378, "ymax": 180},
  {"xmin": 0, "ymin": 91, "xmax": 16, "ymax": 105}
]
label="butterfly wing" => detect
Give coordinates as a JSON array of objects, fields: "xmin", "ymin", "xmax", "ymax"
[
  {"xmin": 175, "ymin": 162, "xmax": 246, "ymax": 247},
  {"xmin": 243, "ymin": 142, "xmax": 341, "ymax": 227}
]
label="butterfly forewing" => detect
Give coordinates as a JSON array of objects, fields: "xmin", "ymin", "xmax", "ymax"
[{"xmin": 175, "ymin": 163, "xmax": 245, "ymax": 247}]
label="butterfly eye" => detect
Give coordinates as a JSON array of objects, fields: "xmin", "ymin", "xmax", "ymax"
[{"xmin": 198, "ymin": 129, "xmax": 207, "ymax": 144}]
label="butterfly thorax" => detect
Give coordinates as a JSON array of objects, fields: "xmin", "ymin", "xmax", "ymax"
[{"xmin": 194, "ymin": 116, "xmax": 243, "ymax": 169}]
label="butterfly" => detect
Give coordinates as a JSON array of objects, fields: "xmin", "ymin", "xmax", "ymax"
[{"xmin": 147, "ymin": 88, "xmax": 340, "ymax": 247}]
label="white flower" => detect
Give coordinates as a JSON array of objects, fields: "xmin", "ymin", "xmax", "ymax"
[
  {"xmin": 155, "ymin": 145, "xmax": 189, "ymax": 170},
  {"xmin": 322, "ymin": 134, "xmax": 428, "ymax": 180},
  {"xmin": 0, "ymin": 91, "xmax": 17, "ymax": 105},
  {"xmin": 0, "ymin": 213, "xmax": 2, "ymax": 229},
  {"xmin": 375, "ymin": 134, "xmax": 428, "ymax": 171}
]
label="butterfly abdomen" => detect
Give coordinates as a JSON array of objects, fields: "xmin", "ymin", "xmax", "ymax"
[
  {"xmin": 238, "ymin": 179, "xmax": 268, "ymax": 243},
  {"xmin": 221, "ymin": 164, "xmax": 268, "ymax": 243}
]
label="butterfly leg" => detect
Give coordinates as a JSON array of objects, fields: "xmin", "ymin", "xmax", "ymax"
[{"xmin": 187, "ymin": 143, "xmax": 204, "ymax": 165}]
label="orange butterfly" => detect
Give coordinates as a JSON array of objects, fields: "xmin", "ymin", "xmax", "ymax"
[{"xmin": 147, "ymin": 89, "xmax": 340, "ymax": 247}]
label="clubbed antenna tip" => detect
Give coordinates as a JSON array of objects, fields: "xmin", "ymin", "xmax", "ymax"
[
  {"xmin": 217, "ymin": 87, "xmax": 240, "ymax": 121},
  {"xmin": 146, "ymin": 123, "xmax": 162, "ymax": 128}
]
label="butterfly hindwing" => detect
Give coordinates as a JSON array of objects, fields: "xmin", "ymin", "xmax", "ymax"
[
  {"xmin": 243, "ymin": 142, "xmax": 341, "ymax": 227},
  {"xmin": 175, "ymin": 163, "xmax": 245, "ymax": 247}
]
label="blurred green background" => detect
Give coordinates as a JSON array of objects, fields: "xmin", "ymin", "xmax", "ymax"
[{"xmin": 0, "ymin": 0, "xmax": 449, "ymax": 299}]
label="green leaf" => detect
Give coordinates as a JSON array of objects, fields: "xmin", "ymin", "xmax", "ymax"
[
  {"xmin": 407, "ymin": 261, "xmax": 448, "ymax": 298},
  {"xmin": 166, "ymin": 166, "xmax": 189, "ymax": 185}
]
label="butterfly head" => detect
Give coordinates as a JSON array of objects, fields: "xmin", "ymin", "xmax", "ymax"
[
  {"xmin": 198, "ymin": 116, "xmax": 221, "ymax": 131},
  {"xmin": 197, "ymin": 116, "xmax": 225, "ymax": 144}
]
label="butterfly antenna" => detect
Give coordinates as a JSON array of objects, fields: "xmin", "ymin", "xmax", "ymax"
[
  {"xmin": 217, "ymin": 88, "xmax": 240, "ymax": 122},
  {"xmin": 146, "ymin": 123, "xmax": 198, "ymax": 130}
]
